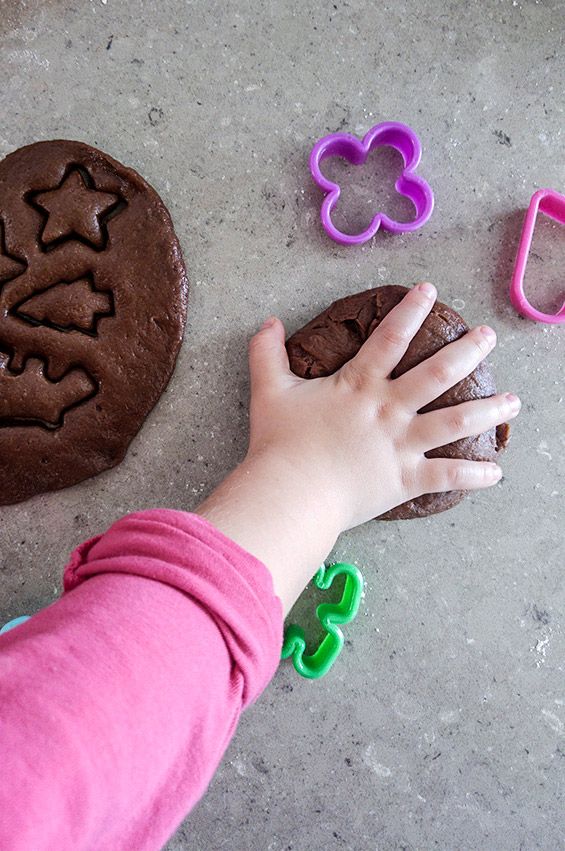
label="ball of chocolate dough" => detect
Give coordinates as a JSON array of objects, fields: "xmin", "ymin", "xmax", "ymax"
[
  {"xmin": 0, "ymin": 140, "xmax": 188, "ymax": 505},
  {"xmin": 286, "ymin": 285, "xmax": 510, "ymax": 520}
]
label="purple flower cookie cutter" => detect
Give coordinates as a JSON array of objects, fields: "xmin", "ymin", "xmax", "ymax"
[{"xmin": 309, "ymin": 121, "xmax": 434, "ymax": 246}]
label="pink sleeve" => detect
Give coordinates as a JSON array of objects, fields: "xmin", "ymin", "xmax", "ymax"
[{"xmin": 0, "ymin": 510, "xmax": 283, "ymax": 851}]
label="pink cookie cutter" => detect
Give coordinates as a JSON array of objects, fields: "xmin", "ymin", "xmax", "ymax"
[
  {"xmin": 309, "ymin": 121, "xmax": 434, "ymax": 246},
  {"xmin": 510, "ymin": 188, "xmax": 565, "ymax": 324}
]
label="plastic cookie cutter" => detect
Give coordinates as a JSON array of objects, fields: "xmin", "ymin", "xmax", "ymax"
[
  {"xmin": 510, "ymin": 187, "xmax": 565, "ymax": 324},
  {"xmin": 0, "ymin": 615, "xmax": 30, "ymax": 635},
  {"xmin": 281, "ymin": 561, "xmax": 364, "ymax": 680},
  {"xmin": 309, "ymin": 121, "xmax": 434, "ymax": 246}
]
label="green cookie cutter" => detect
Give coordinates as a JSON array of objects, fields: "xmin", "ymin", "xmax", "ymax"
[{"xmin": 281, "ymin": 561, "xmax": 364, "ymax": 679}]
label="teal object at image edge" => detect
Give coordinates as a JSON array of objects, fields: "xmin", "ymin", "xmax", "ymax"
[{"xmin": 0, "ymin": 616, "xmax": 31, "ymax": 635}]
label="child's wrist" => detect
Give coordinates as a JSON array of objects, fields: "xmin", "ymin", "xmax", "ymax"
[
  {"xmin": 242, "ymin": 447, "xmax": 345, "ymax": 538},
  {"xmin": 196, "ymin": 449, "xmax": 342, "ymax": 612}
]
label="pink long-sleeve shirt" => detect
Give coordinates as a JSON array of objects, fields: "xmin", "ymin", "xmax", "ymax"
[{"xmin": 0, "ymin": 510, "xmax": 283, "ymax": 850}]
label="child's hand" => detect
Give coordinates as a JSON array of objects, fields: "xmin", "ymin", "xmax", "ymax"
[
  {"xmin": 197, "ymin": 284, "xmax": 520, "ymax": 611},
  {"xmin": 247, "ymin": 283, "xmax": 519, "ymax": 531}
]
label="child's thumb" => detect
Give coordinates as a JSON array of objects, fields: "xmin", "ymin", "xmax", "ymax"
[{"xmin": 248, "ymin": 316, "xmax": 292, "ymax": 395}]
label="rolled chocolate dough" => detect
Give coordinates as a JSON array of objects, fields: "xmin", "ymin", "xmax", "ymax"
[{"xmin": 0, "ymin": 140, "xmax": 188, "ymax": 505}]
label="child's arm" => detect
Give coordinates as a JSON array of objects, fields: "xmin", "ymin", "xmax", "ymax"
[
  {"xmin": 197, "ymin": 284, "xmax": 519, "ymax": 612},
  {"xmin": 0, "ymin": 286, "xmax": 519, "ymax": 851},
  {"xmin": 0, "ymin": 511, "xmax": 283, "ymax": 851}
]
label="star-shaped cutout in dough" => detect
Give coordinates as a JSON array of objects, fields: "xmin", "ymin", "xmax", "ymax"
[
  {"xmin": 0, "ymin": 218, "xmax": 27, "ymax": 283},
  {"xmin": 29, "ymin": 168, "xmax": 124, "ymax": 250}
]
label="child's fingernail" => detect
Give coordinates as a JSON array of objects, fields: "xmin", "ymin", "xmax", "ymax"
[
  {"xmin": 417, "ymin": 282, "xmax": 436, "ymax": 298},
  {"xmin": 489, "ymin": 463, "xmax": 503, "ymax": 480},
  {"xmin": 505, "ymin": 393, "xmax": 521, "ymax": 409},
  {"xmin": 261, "ymin": 316, "xmax": 276, "ymax": 330},
  {"xmin": 480, "ymin": 325, "xmax": 497, "ymax": 343}
]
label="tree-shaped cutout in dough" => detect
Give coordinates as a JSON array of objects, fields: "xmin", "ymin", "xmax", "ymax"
[{"xmin": 13, "ymin": 276, "xmax": 114, "ymax": 336}]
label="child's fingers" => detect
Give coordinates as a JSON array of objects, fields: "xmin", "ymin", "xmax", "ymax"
[
  {"xmin": 397, "ymin": 325, "xmax": 497, "ymax": 411},
  {"xmin": 349, "ymin": 283, "xmax": 436, "ymax": 380},
  {"xmin": 420, "ymin": 457, "xmax": 502, "ymax": 495},
  {"xmin": 248, "ymin": 317, "xmax": 292, "ymax": 396},
  {"xmin": 412, "ymin": 393, "xmax": 520, "ymax": 451}
]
